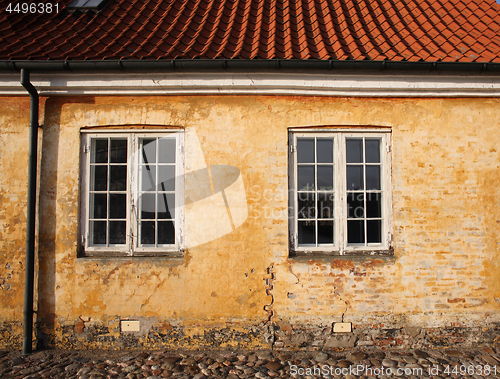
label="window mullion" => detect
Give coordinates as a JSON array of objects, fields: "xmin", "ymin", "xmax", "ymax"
[
  {"xmin": 314, "ymin": 137, "xmax": 318, "ymax": 247},
  {"xmin": 338, "ymin": 134, "xmax": 345, "ymax": 255},
  {"xmin": 363, "ymin": 137, "xmax": 367, "ymax": 247},
  {"xmin": 129, "ymin": 135, "xmax": 136, "ymax": 256},
  {"xmin": 155, "ymin": 137, "xmax": 159, "ymax": 248},
  {"xmin": 293, "ymin": 135, "xmax": 298, "ymax": 250},
  {"xmin": 106, "ymin": 137, "xmax": 110, "ymax": 248}
]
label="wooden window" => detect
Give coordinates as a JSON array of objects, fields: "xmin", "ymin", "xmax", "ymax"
[
  {"xmin": 80, "ymin": 131, "xmax": 184, "ymax": 257},
  {"xmin": 289, "ymin": 130, "xmax": 392, "ymax": 256}
]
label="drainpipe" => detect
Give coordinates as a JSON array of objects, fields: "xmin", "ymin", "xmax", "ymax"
[{"xmin": 20, "ymin": 69, "xmax": 39, "ymax": 355}]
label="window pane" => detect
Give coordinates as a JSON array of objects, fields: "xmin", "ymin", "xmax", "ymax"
[
  {"xmin": 298, "ymin": 192, "xmax": 315, "ymax": 219},
  {"xmin": 109, "ymin": 165, "xmax": 127, "ymax": 191},
  {"xmin": 347, "ymin": 220, "xmax": 364, "ymax": 244},
  {"xmin": 366, "ymin": 193, "xmax": 382, "ymax": 218},
  {"xmin": 109, "ymin": 194, "xmax": 126, "ymax": 219},
  {"xmin": 366, "ymin": 166, "xmax": 381, "ymax": 190},
  {"xmin": 298, "ymin": 220, "xmax": 315, "ymax": 245},
  {"xmin": 140, "ymin": 221, "xmax": 155, "ymax": 245},
  {"xmin": 91, "ymin": 193, "xmax": 107, "ymax": 219},
  {"xmin": 346, "ymin": 138, "xmax": 362, "ymax": 163},
  {"xmin": 141, "ymin": 138, "xmax": 156, "ymax": 164},
  {"xmin": 347, "ymin": 193, "xmax": 364, "ymax": 218},
  {"xmin": 158, "ymin": 138, "xmax": 176, "ymax": 164},
  {"xmin": 367, "ymin": 220, "xmax": 382, "ymax": 243},
  {"xmin": 346, "ymin": 165, "xmax": 363, "ymax": 190},
  {"xmin": 140, "ymin": 193, "xmax": 155, "ymax": 219},
  {"xmin": 91, "ymin": 221, "xmax": 106, "ymax": 245},
  {"xmin": 317, "ymin": 139, "xmax": 333, "ymax": 163},
  {"xmin": 110, "ymin": 139, "xmax": 127, "ymax": 163},
  {"xmin": 318, "ymin": 221, "xmax": 334, "ymax": 244},
  {"xmin": 157, "ymin": 193, "xmax": 174, "ymax": 219},
  {"xmin": 317, "ymin": 192, "xmax": 334, "ymax": 219},
  {"xmin": 297, "ymin": 166, "xmax": 315, "ymax": 190},
  {"xmin": 297, "ymin": 138, "xmax": 314, "ymax": 163},
  {"xmin": 365, "ymin": 139, "xmax": 380, "ymax": 163},
  {"xmin": 92, "ymin": 139, "xmax": 108, "ymax": 163},
  {"xmin": 91, "ymin": 166, "xmax": 107, "ymax": 191},
  {"xmin": 158, "ymin": 221, "xmax": 175, "ymax": 244},
  {"xmin": 141, "ymin": 166, "xmax": 156, "ymax": 192},
  {"xmin": 317, "ymin": 166, "xmax": 333, "ymax": 190},
  {"xmin": 158, "ymin": 165, "xmax": 175, "ymax": 192},
  {"xmin": 109, "ymin": 221, "xmax": 126, "ymax": 244}
]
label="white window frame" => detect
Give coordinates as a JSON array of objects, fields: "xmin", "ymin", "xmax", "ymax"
[
  {"xmin": 289, "ymin": 129, "xmax": 393, "ymax": 256},
  {"xmin": 79, "ymin": 130, "xmax": 184, "ymax": 257}
]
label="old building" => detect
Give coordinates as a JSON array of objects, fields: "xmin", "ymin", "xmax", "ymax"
[{"xmin": 1, "ymin": 0, "xmax": 500, "ymax": 351}]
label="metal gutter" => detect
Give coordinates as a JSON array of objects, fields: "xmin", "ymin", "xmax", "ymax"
[
  {"xmin": 20, "ymin": 69, "xmax": 39, "ymax": 355},
  {"xmin": 1, "ymin": 59, "xmax": 500, "ymax": 74}
]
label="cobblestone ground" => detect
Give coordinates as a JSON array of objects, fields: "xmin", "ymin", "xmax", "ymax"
[{"xmin": 1, "ymin": 347, "xmax": 500, "ymax": 379}]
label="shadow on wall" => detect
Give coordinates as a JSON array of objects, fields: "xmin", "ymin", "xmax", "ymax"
[{"xmin": 35, "ymin": 97, "xmax": 96, "ymax": 349}]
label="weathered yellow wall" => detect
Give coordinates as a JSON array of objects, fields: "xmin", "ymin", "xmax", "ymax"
[{"xmin": 1, "ymin": 95, "xmax": 499, "ymax": 348}]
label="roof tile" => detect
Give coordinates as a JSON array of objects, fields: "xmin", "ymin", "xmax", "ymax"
[{"xmin": 0, "ymin": 0, "xmax": 499, "ymax": 63}]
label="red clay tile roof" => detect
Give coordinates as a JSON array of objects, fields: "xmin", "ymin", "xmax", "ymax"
[{"xmin": 1, "ymin": 0, "xmax": 499, "ymax": 63}]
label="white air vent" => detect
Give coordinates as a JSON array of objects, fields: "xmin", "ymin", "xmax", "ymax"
[{"xmin": 121, "ymin": 320, "xmax": 140, "ymax": 332}]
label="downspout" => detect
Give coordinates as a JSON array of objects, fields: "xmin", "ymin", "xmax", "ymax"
[{"xmin": 20, "ymin": 69, "xmax": 39, "ymax": 355}]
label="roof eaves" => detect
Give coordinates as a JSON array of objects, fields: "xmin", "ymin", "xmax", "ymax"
[{"xmin": 1, "ymin": 59, "xmax": 500, "ymax": 74}]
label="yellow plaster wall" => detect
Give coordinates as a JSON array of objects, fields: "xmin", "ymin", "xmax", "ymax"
[{"xmin": 1, "ymin": 95, "xmax": 499, "ymax": 347}]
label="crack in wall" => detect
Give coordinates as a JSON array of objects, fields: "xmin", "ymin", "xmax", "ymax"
[
  {"xmin": 263, "ymin": 264, "xmax": 275, "ymax": 323},
  {"xmin": 288, "ymin": 264, "xmax": 303, "ymax": 287},
  {"xmin": 334, "ymin": 290, "xmax": 349, "ymax": 323},
  {"xmin": 140, "ymin": 279, "xmax": 167, "ymax": 310},
  {"xmin": 263, "ymin": 264, "xmax": 275, "ymax": 347}
]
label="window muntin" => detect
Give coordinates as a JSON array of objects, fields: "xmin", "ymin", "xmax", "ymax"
[
  {"xmin": 81, "ymin": 132, "xmax": 184, "ymax": 257},
  {"xmin": 290, "ymin": 131, "xmax": 392, "ymax": 256}
]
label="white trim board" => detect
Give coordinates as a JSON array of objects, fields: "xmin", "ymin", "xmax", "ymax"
[{"xmin": 1, "ymin": 72, "xmax": 500, "ymax": 97}]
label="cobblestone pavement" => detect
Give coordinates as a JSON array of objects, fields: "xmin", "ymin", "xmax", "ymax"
[{"xmin": 1, "ymin": 346, "xmax": 500, "ymax": 379}]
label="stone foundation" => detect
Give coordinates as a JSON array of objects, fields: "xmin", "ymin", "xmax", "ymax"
[{"xmin": 3, "ymin": 321, "xmax": 500, "ymax": 351}]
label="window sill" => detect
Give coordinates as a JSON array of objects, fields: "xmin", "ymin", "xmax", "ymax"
[
  {"xmin": 78, "ymin": 250, "xmax": 184, "ymax": 259},
  {"xmin": 289, "ymin": 252, "xmax": 396, "ymax": 265},
  {"xmin": 290, "ymin": 248, "xmax": 394, "ymax": 259},
  {"xmin": 76, "ymin": 253, "xmax": 185, "ymax": 267}
]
